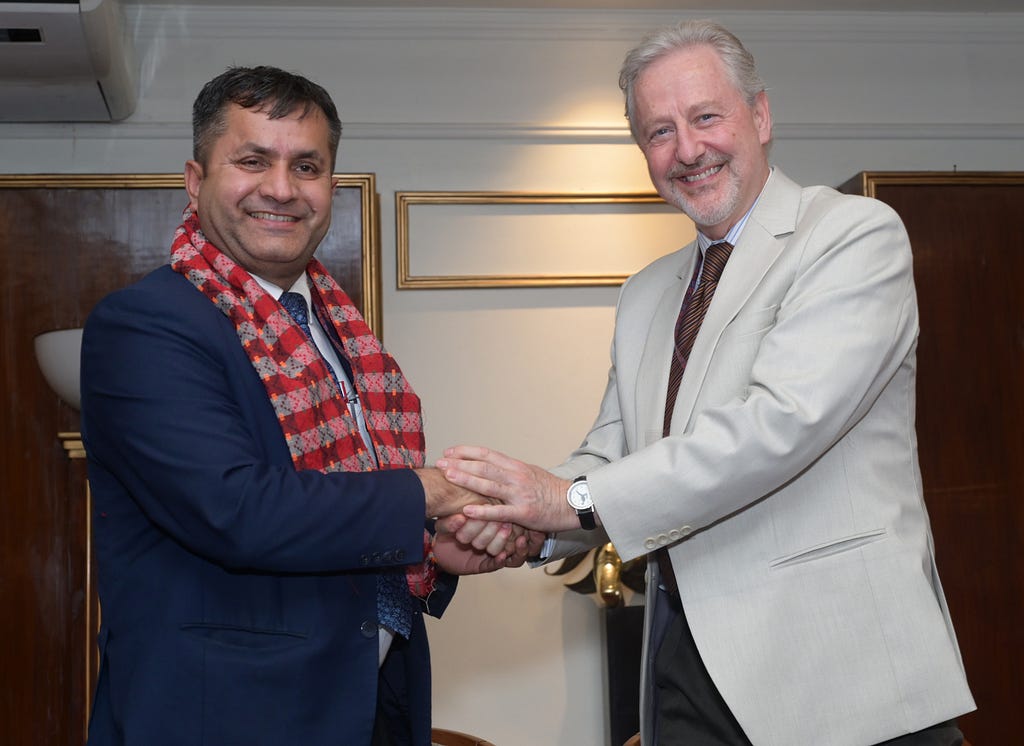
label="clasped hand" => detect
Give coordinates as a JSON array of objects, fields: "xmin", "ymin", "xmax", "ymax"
[
  {"xmin": 422, "ymin": 446, "xmax": 582, "ymax": 575},
  {"xmin": 437, "ymin": 445, "xmax": 580, "ymax": 534},
  {"xmin": 417, "ymin": 463, "xmax": 545, "ymax": 575}
]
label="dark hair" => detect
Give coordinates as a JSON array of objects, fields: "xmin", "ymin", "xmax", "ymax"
[{"xmin": 192, "ymin": 65, "xmax": 343, "ymax": 166}]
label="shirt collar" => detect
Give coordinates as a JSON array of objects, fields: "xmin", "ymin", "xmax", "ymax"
[
  {"xmin": 253, "ymin": 273, "xmax": 311, "ymax": 305},
  {"xmin": 697, "ymin": 166, "xmax": 774, "ymax": 253}
]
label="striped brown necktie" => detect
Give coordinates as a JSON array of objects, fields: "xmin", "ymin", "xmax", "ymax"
[
  {"xmin": 658, "ymin": 240, "xmax": 733, "ymax": 599},
  {"xmin": 662, "ymin": 241, "xmax": 734, "ymax": 437}
]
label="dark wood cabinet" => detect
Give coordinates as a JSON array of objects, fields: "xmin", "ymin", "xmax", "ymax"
[{"xmin": 840, "ymin": 172, "xmax": 1024, "ymax": 745}]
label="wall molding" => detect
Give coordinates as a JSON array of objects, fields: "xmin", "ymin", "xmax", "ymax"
[
  {"xmin": 1, "ymin": 120, "xmax": 1022, "ymax": 145},
  {"xmin": 126, "ymin": 6, "xmax": 1024, "ymax": 45},
  {"xmin": 1, "ymin": 7, "xmax": 1020, "ymax": 153}
]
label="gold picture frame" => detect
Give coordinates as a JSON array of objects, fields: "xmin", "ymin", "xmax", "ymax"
[{"xmin": 396, "ymin": 191, "xmax": 693, "ymax": 289}]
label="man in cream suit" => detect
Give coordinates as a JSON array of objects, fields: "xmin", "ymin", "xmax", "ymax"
[{"xmin": 438, "ymin": 19, "xmax": 975, "ymax": 746}]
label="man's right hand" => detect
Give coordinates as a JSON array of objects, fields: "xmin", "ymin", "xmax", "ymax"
[
  {"xmin": 416, "ymin": 466, "xmax": 494, "ymax": 518},
  {"xmin": 436, "ymin": 446, "xmax": 581, "ymax": 533}
]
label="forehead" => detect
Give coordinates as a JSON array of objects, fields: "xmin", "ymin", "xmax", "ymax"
[
  {"xmin": 216, "ymin": 103, "xmax": 332, "ymax": 156},
  {"xmin": 635, "ymin": 45, "xmax": 735, "ymax": 106}
]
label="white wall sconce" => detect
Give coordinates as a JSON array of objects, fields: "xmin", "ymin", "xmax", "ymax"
[{"xmin": 34, "ymin": 328, "xmax": 84, "ymax": 411}]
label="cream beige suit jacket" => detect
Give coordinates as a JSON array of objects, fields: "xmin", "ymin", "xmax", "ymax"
[{"xmin": 548, "ymin": 170, "xmax": 975, "ymax": 746}]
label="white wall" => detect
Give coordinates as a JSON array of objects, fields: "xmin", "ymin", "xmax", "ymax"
[{"xmin": 3, "ymin": 6, "xmax": 1022, "ymax": 745}]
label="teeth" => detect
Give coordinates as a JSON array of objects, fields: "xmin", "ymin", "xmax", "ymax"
[
  {"xmin": 683, "ymin": 165, "xmax": 722, "ymax": 183},
  {"xmin": 250, "ymin": 212, "xmax": 296, "ymax": 222}
]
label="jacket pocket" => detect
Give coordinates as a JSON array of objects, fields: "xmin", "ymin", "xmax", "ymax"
[
  {"xmin": 728, "ymin": 303, "xmax": 779, "ymax": 338},
  {"xmin": 769, "ymin": 528, "xmax": 887, "ymax": 570},
  {"xmin": 181, "ymin": 622, "xmax": 308, "ymax": 651}
]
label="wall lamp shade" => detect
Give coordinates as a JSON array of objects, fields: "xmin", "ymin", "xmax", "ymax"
[{"xmin": 34, "ymin": 328, "xmax": 84, "ymax": 411}]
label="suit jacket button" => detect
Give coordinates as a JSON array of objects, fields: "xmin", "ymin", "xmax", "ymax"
[
  {"xmin": 382, "ymin": 550, "xmax": 394, "ymax": 563},
  {"xmin": 396, "ymin": 549, "xmax": 406, "ymax": 561},
  {"xmin": 644, "ymin": 538, "xmax": 657, "ymax": 550},
  {"xmin": 360, "ymin": 621, "xmax": 377, "ymax": 638},
  {"xmin": 371, "ymin": 552, "xmax": 382, "ymax": 563},
  {"xmin": 360, "ymin": 554, "xmax": 370, "ymax": 566}
]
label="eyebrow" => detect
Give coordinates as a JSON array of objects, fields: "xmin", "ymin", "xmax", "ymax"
[
  {"xmin": 684, "ymin": 99, "xmax": 719, "ymax": 115},
  {"xmin": 235, "ymin": 142, "xmax": 327, "ymax": 164}
]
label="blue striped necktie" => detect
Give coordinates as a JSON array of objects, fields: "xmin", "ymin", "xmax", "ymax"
[{"xmin": 278, "ymin": 291, "xmax": 413, "ymax": 637}]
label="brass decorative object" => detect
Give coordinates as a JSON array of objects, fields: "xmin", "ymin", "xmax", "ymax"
[
  {"xmin": 594, "ymin": 543, "xmax": 624, "ymax": 607},
  {"xmin": 547, "ymin": 542, "xmax": 646, "ymax": 607}
]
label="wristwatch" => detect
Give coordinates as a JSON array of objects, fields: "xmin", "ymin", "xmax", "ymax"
[{"xmin": 566, "ymin": 476, "xmax": 596, "ymax": 530}]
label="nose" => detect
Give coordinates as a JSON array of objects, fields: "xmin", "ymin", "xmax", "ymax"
[
  {"xmin": 673, "ymin": 126, "xmax": 706, "ymax": 166},
  {"xmin": 259, "ymin": 163, "xmax": 297, "ymax": 203}
]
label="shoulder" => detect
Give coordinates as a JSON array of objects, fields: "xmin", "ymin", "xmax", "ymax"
[
  {"xmin": 763, "ymin": 163, "xmax": 902, "ymax": 236},
  {"xmin": 800, "ymin": 183, "xmax": 902, "ymax": 225},
  {"xmin": 98, "ymin": 264, "xmax": 202, "ymax": 303},
  {"xmin": 85, "ymin": 266, "xmax": 240, "ymax": 365},
  {"xmin": 796, "ymin": 186, "xmax": 910, "ymax": 258},
  {"xmin": 759, "ymin": 172, "xmax": 911, "ymax": 262},
  {"xmin": 91, "ymin": 265, "xmax": 223, "ymax": 325},
  {"xmin": 754, "ymin": 169, "xmax": 905, "ymax": 241},
  {"xmin": 781, "ymin": 184, "xmax": 914, "ymax": 284}
]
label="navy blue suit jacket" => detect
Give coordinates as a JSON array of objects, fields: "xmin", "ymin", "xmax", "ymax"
[{"xmin": 81, "ymin": 265, "xmax": 456, "ymax": 746}]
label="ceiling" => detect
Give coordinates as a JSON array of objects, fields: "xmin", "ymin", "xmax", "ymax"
[{"xmin": 123, "ymin": 1, "xmax": 1024, "ymax": 12}]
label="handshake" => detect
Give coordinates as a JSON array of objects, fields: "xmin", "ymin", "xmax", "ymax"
[{"xmin": 416, "ymin": 445, "xmax": 598, "ymax": 576}]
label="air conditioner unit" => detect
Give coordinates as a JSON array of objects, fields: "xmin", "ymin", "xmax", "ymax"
[{"xmin": 0, "ymin": 0, "xmax": 138, "ymax": 122}]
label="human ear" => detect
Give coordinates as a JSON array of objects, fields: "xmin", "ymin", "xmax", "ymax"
[{"xmin": 183, "ymin": 160, "xmax": 204, "ymax": 210}]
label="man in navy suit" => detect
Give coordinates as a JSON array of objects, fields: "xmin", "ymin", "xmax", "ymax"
[{"xmin": 80, "ymin": 65, "xmax": 528, "ymax": 746}]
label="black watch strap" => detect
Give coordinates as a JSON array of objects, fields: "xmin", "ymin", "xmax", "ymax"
[
  {"xmin": 577, "ymin": 506, "xmax": 596, "ymax": 531},
  {"xmin": 568, "ymin": 475, "xmax": 596, "ymax": 530}
]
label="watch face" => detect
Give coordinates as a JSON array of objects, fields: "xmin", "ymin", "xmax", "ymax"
[{"xmin": 567, "ymin": 481, "xmax": 592, "ymax": 510}]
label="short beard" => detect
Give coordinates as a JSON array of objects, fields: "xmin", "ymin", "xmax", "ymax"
[{"xmin": 661, "ymin": 156, "xmax": 741, "ymax": 231}]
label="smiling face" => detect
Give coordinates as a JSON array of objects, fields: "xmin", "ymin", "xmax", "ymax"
[
  {"xmin": 184, "ymin": 103, "xmax": 337, "ymax": 289},
  {"xmin": 633, "ymin": 44, "xmax": 772, "ymax": 239}
]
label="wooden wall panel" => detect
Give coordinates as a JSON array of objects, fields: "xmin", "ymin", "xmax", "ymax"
[
  {"xmin": 0, "ymin": 174, "xmax": 378, "ymax": 745},
  {"xmin": 841, "ymin": 172, "xmax": 1024, "ymax": 745}
]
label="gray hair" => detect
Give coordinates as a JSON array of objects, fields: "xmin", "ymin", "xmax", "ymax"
[{"xmin": 619, "ymin": 19, "xmax": 766, "ymax": 141}]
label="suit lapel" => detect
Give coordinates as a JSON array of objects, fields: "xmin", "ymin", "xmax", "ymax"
[
  {"xmin": 666, "ymin": 170, "xmax": 803, "ymax": 432},
  {"xmin": 636, "ymin": 246, "xmax": 699, "ymax": 437}
]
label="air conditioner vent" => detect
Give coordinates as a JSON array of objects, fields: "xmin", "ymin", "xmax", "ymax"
[{"xmin": 1, "ymin": 27, "xmax": 43, "ymax": 43}]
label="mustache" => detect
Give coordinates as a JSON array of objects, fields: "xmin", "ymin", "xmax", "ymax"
[{"xmin": 665, "ymin": 153, "xmax": 726, "ymax": 179}]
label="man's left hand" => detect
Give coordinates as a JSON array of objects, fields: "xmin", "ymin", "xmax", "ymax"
[{"xmin": 432, "ymin": 515, "xmax": 543, "ymax": 575}]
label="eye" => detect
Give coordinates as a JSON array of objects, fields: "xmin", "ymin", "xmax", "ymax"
[
  {"xmin": 648, "ymin": 125, "xmax": 673, "ymax": 142},
  {"xmin": 236, "ymin": 156, "xmax": 266, "ymax": 170},
  {"xmin": 294, "ymin": 162, "xmax": 320, "ymax": 177}
]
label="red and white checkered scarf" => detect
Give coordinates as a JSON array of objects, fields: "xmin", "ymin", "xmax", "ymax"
[{"xmin": 170, "ymin": 207, "xmax": 436, "ymax": 596}]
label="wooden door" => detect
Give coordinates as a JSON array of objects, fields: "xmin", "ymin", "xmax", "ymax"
[{"xmin": 841, "ymin": 172, "xmax": 1024, "ymax": 744}]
